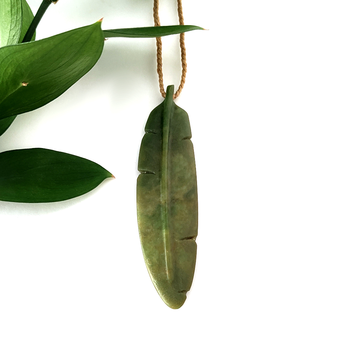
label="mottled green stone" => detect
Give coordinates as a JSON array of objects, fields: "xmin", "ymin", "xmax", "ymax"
[{"xmin": 137, "ymin": 85, "xmax": 198, "ymax": 309}]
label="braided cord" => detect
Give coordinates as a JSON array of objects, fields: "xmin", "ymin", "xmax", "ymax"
[{"xmin": 153, "ymin": 0, "xmax": 187, "ymax": 99}]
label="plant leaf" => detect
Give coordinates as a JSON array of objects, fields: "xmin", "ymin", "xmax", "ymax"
[
  {"xmin": 137, "ymin": 85, "xmax": 198, "ymax": 309},
  {"xmin": 0, "ymin": 148, "xmax": 113, "ymax": 203},
  {"xmin": 0, "ymin": 115, "xmax": 17, "ymax": 136},
  {"xmin": 0, "ymin": 0, "xmax": 35, "ymax": 136},
  {"xmin": 0, "ymin": 21, "xmax": 104, "ymax": 120},
  {"xmin": 103, "ymin": 25, "xmax": 203, "ymax": 38},
  {"xmin": 0, "ymin": 0, "xmax": 22, "ymax": 47},
  {"xmin": 19, "ymin": 0, "xmax": 35, "ymax": 43}
]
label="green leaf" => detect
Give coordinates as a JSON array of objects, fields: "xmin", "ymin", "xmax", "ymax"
[
  {"xmin": 0, "ymin": 115, "xmax": 17, "ymax": 136},
  {"xmin": 0, "ymin": 21, "xmax": 104, "ymax": 120},
  {"xmin": 0, "ymin": 0, "xmax": 22, "ymax": 47},
  {"xmin": 137, "ymin": 85, "xmax": 198, "ymax": 309},
  {"xmin": 0, "ymin": 148, "xmax": 113, "ymax": 203},
  {"xmin": 103, "ymin": 25, "xmax": 203, "ymax": 38},
  {"xmin": 19, "ymin": 0, "xmax": 35, "ymax": 43},
  {"xmin": 0, "ymin": 0, "xmax": 35, "ymax": 136},
  {"xmin": 22, "ymin": 0, "xmax": 53, "ymax": 43},
  {"xmin": 0, "ymin": 0, "xmax": 35, "ymax": 47}
]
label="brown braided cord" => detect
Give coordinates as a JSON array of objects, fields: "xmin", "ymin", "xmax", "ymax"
[{"xmin": 153, "ymin": 0, "xmax": 187, "ymax": 99}]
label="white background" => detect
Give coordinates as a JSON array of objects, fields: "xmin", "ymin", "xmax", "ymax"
[{"xmin": 1, "ymin": 0, "xmax": 350, "ymax": 349}]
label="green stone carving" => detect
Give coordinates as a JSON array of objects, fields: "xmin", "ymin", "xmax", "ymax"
[{"xmin": 137, "ymin": 85, "xmax": 198, "ymax": 309}]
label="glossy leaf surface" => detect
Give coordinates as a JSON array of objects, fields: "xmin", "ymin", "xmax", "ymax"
[
  {"xmin": 103, "ymin": 25, "xmax": 203, "ymax": 38},
  {"xmin": 137, "ymin": 86, "xmax": 198, "ymax": 309},
  {"xmin": 0, "ymin": 148, "xmax": 113, "ymax": 203},
  {"xmin": 0, "ymin": 0, "xmax": 34, "ymax": 136},
  {"xmin": 0, "ymin": 21, "xmax": 104, "ymax": 120}
]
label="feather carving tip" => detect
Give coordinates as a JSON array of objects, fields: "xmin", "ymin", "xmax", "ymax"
[{"xmin": 157, "ymin": 288, "xmax": 188, "ymax": 309}]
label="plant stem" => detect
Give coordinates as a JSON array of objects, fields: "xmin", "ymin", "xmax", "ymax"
[{"xmin": 22, "ymin": 0, "xmax": 55, "ymax": 43}]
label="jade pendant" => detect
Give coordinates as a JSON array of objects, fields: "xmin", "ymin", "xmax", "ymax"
[{"xmin": 137, "ymin": 85, "xmax": 198, "ymax": 309}]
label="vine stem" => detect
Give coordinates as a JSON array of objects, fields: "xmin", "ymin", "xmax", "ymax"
[{"xmin": 22, "ymin": 0, "xmax": 56, "ymax": 43}]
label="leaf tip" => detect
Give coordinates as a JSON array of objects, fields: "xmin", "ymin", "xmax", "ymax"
[
  {"xmin": 105, "ymin": 171, "xmax": 115, "ymax": 179},
  {"xmin": 194, "ymin": 26, "xmax": 206, "ymax": 31}
]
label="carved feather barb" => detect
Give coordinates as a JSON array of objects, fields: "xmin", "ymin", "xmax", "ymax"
[{"xmin": 137, "ymin": 85, "xmax": 198, "ymax": 309}]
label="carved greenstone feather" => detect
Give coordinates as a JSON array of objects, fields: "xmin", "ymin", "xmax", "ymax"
[{"xmin": 137, "ymin": 85, "xmax": 198, "ymax": 309}]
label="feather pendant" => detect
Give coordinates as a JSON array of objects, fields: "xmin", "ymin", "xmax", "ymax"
[{"xmin": 137, "ymin": 85, "xmax": 198, "ymax": 309}]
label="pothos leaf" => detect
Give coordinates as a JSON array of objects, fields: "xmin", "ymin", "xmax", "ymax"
[
  {"xmin": 0, "ymin": 21, "xmax": 104, "ymax": 120},
  {"xmin": 0, "ymin": 0, "xmax": 35, "ymax": 137},
  {"xmin": 137, "ymin": 85, "xmax": 198, "ymax": 309},
  {"xmin": 103, "ymin": 25, "xmax": 203, "ymax": 38},
  {"xmin": 0, "ymin": 148, "xmax": 113, "ymax": 203}
]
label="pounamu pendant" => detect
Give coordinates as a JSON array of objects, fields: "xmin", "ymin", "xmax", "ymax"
[{"xmin": 137, "ymin": 85, "xmax": 198, "ymax": 309}]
